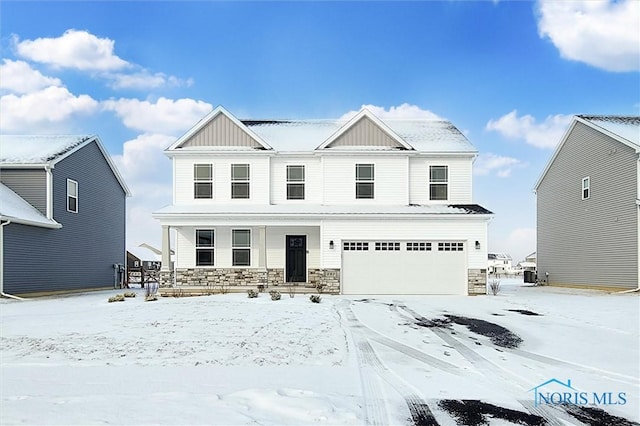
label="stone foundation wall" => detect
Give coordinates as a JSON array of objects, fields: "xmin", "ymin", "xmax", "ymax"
[
  {"xmin": 172, "ymin": 267, "xmax": 341, "ymax": 294},
  {"xmin": 159, "ymin": 270, "xmax": 174, "ymax": 288},
  {"xmin": 468, "ymin": 268, "xmax": 487, "ymax": 295}
]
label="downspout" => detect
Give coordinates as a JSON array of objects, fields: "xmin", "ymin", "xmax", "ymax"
[
  {"xmin": 618, "ymin": 198, "xmax": 640, "ymax": 293},
  {"xmin": 0, "ymin": 220, "xmax": 25, "ymax": 300}
]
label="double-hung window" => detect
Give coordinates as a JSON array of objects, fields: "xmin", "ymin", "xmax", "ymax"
[
  {"xmin": 196, "ymin": 230, "xmax": 215, "ymax": 266},
  {"xmin": 194, "ymin": 164, "xmax": 213, "ymax": 199},
  {"xmin": 231, "ymin": 164, "xmax": 250, "ymax": 199},
  {"xmin": 356, "ymin": 164, "xmax": 374, "ymax": 199},
  {"xmin": 67, "ymin": 179, "xmax": 78, "ymax": 213},
  {"xmin": 286, "ymin": 165, "xmax": 305, "ymax": 200},
  {"xmin": 232, "ymin": 229, "xmax": 251, "ymax": 266},
  {"xmin": 582, "ymin": 177, "xmax": 590, "ymax": 200},
  {"xmin": 429, "ymin": 165, "xmax": 448, "ymax": 200}
]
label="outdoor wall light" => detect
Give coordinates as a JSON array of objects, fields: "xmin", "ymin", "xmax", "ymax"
[
  {"xmin": 475, "ymin": 241, "xmax": 481, "ymax": 250},
  {"xmin": 329, "ymin": 240, "xmax": 334, "ymax": 249}
]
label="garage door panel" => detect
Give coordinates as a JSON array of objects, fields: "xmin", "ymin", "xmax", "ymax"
[{"xmin": 342, "ymin": 240, "xmax": 467, "ymax": 295}]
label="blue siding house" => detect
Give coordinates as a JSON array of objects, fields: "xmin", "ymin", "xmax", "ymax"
[{"xmin": 0, "ymin": 135, "xmax": 130, "ymax": 296}]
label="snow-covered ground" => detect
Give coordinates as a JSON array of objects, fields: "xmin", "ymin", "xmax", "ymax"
[{"xmin": 1, "ymin": 279, "xmax": 638, "ymax": 425}]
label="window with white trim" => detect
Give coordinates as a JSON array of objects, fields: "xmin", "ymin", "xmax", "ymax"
[
  {"xmin": 67, "ymin": 179, "xmax": 78, "ymax": 213},
  {"xmin": 286, "ymin": 165, "xmax": 305, "ymax": 200},
  {"xmin": 196, "ymin": 229, "xmax": 215, "ymax": 266},
  {"xmin": 231, "ymin": 164, "xmax": 250, "ymax": 199},
  {"xmin": 429, "ymin": 165, "xmax": 448, "ymax": 200},
  {"xmin": 356, "ymin": 164, "xmax": 374, "ymax": 199},
  {"xmin": 194, "ymin": 164, "xmax": 213, "ymax": 199},
  {"xmin": 232, "ymin": 229, "xmax": 251, "ymax": 266},
  {"xmin": 582, "ymin": 176, "xmax": 590, "ymax": 200}
]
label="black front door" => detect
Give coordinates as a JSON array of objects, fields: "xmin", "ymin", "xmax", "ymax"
[{"xmin": 286, "ymin": 235, "xmax": 306, "ymax": 283}]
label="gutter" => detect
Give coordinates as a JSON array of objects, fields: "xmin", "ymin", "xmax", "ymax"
[{"xmin": 0, "ymin": 220, "xmax": 25, "ymax": 301}]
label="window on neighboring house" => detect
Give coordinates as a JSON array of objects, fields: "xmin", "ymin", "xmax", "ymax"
[
  {"xmin": 356, "ymin": 164, "xmax": 374, "ymax": 199},
  {"xmin": 231, "ymin": 164, "xmax": 250, "ymax": 199},
  {"xmin": 196, "ymin": 229, "xmax": 215, "ymax": 266},
  {"xmin": 429, "ymin": 165, "xmax": 448, "ymax": 200},
  {"xmin": 286, "ymin": 165, "xmax": 305, "ymax": 200},
  {"xmin": 232, "ymin": 229, "xmax": 251, "ymax": 266},
  {"xmin": 582, "ymin": 177, "xmax": 590, "ymax": 200},
  {"xmin": 194, "ymin": 164, "xmax": 213, "ymax": 199},
  {"xmin": 67, "ymin": 179, "xmax": 78, "ymax": 213}
]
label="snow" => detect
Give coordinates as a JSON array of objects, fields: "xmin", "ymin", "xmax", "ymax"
[
  {"xmin": 1, "ymin": 279, "xmax": 638, "ymax": 425},
  {"xmin": 0, "ymin": 183, "xmax": 59, "ymax": 228},
  {"xmin": 243, "ymin": 119, "xmax": 476, "ymax": 153},
  {"xmin": 0, "ymin": 135, "xmax": 91, "ymax": 163},
  {"xmin": 581, "ymin": 116, "xmax": 640, "ymax": 146}
]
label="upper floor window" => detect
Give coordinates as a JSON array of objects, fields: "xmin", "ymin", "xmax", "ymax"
[
  {"xmin": 356, "ymin": 164, "xmax": 374, "ymax": 199},
  {"xmin": 67, "ymin": 179, "xmax": 78, "ymax": 213},
  {"xmin": 231, "ymin": 164, "xmax": 250, "ymax": 199},
  {"xmin": 196, "ymin": 229, "xmax": 215, "ymax": 266},
  {"xmin": 286, "ymin": 165, "xmax": 305, "ymax": 200},
  {"xmin": 232, "ymin": 229, "xmax": 251, "ymax": 266},
  {"xmin": 429, "ymin": 165, "xmax": 448, "ymax": 201},
  {"xmin": 194, "ymin": 164, "xmax": 213, "ymax": 199},
  {"xmin": 582, "ymin": 177, "xmax": 590, "ymax": 200}
]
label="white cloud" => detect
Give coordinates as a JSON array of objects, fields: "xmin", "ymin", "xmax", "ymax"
[
  {"xmin": 537, "ymin": 0, "xmax": 640, "ymax": 72},
  {"xmin": 0, "ymin": 86, "xmax": 99, "ymax": 132},
  {"xmin": 486, "ymin": 110, "xmax": 572, "ymax": 149},
  {"xmin": 340, "ymin": 103, "xmax": 443, "ymax": 121},
  {"xmin": 14, "ymin": 29, "xmax": 129, "ymax": 71},
  {"xmin": 107, "ymin": 71, "xmax": 194, "ymax": 90},
  {"xmin": 0, "ymin": 59, "xmax": 62, "ymax": 94},
  {"xmin": 498, "ymin": 228, "xmax": 536, "ymax": 264},
  {"xmin": 474, "ymin": 153, "xmax": 525, "ymax": 178},
  {"xmin": 112, "ymin": 134, "xmax": 174, "ymax": 253},
  {"xmin": 102, "ymin": 97, "xmax": 213, "ymax": 134}
]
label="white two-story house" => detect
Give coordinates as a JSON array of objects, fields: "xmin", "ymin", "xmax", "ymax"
[{"xmin": 153, "ymin": 106, "xmax": 492, "ymax": 295}]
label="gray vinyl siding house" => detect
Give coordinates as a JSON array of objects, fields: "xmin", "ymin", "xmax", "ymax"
[
  {"xmin": 0, "ymin": 135, "xmax": 131, "ymax": 295},
  {"xmin": 534, "ymin": 116, "xmax": 640, "ymax": 290}
]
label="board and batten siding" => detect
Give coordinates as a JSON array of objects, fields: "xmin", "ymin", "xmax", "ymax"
[
  {"xmin": 320, "ymin": 218, "xmax": 487, "ymax": 269},
  {"xmin": 174, "ymin": 155, "xmax": 270, "ymax": 204},
  {"xmin": 537, "ymin": 121, "xmax": 638, "ymax": 289},
  {"xmin": 3, "ymin": 141, "xmax": 127, "ymax": 294},
  {"xmin": 328, "ymin": 116, "xmax": 403, "ymax": 148},
  {"xmin": 322, "ymin": 156, "xmax": 408, "ymax": 205},
  {"xmin": 409, "ymin": 157, "xmax": 473, "ymax": 205},
  {"xmin": 181, "ymin": 113, "xmax": 263, "ymax": 148},
  {"xmin": 0, "ymin": 168, "xmax": 47, "ymax": 215},
  {"xmin": 270, "ymin": 156, "xmax": 322, "ymax": 204}
]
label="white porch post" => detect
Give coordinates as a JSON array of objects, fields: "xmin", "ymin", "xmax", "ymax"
[
  {"xmin": 258, "ymin": 226, "xmax": 267, "ymax": 269},
  {"xmin": 161, "ymin": 225, "xmax": 171, "ymax": 272}
]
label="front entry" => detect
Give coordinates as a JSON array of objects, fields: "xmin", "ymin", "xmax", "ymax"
[{"xmin": 286, "ymin": 235, "xmax": 306, "ymax": 283}]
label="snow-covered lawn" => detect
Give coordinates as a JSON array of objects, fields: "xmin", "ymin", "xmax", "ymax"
[{"xmin": 1, "ymin": 279, "xmax": 638, "ymax": 425}]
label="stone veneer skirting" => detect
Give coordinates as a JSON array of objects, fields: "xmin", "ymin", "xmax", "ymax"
[
  {"xmin": 468, "ymin": 268, "xmax": 487, "ymax": 295},
  {"xmin": 164, "ymin": 268, "xmax": 340, "ymax": 294}
]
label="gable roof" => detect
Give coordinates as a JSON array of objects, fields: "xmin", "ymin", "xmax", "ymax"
[
  {"xmin": 168, "ymin": 105, "xmax": 272, "ymax": 151},
  {"xmin": 534, "ymin": 115, "xmax": 640, "ymax": 191},
  {"xmin": 0, "ymin": 135, "xmax": 131, "ymax": 196},
  {"xmin": 0, "ymin": 183, "xmax": 61, "ymax": 228},
  {"xmin": 315, "ymin": 109, "xmax": 413, "ymax": 150}
]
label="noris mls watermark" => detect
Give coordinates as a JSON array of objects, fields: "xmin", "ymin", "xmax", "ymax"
[{"xmin": 528, "ymin": 378, "xmax": 627, "ymax": 407}]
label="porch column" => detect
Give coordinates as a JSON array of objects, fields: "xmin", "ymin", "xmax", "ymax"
[
  {"xmin": 161, "ymin": 225, "xmax": 171, "ymax": 272},
  {"xmin": 258, "ymin": 226, "xmax": 267, "ymax": 269}
]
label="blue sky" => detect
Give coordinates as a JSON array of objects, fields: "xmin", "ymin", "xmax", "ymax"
[{"xmin": 1, "ymin": 1, "xmax": 638, "ymax": 262}]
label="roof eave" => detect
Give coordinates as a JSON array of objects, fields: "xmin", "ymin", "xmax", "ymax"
[{"xmin": 0, "ymin": 215, "xmax": 62, "ymax": 229}]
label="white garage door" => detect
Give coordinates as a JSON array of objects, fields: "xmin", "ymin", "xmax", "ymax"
[{"xmin": 341, "ymin": 240, "xmax": 467, "ymax": 295}]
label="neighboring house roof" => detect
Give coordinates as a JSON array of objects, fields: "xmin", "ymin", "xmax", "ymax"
[
  {"xmin": 517, "ymin": 262, "xmax": 536, "ymax": 268},
  {"xmin": 534, "ymin": 115, "xmax": 640, "ymax": 191},
  {"xmin": 0, "ymin": 135, "xmax": 132, "ymax": 196},
  {"xmin": 168, "ymin": 106, "xmax": 477, "ymax": 154},
  {"xmin": 0, "ymin": 183, "xmax": 61, "ymax": 228},
  {"xmin": 154, "ymin": 203, "xmax": 492, "ymax": 218},
  {"xmin": 488, "ymin": 253, "xmax": 512, "ymax": 260}
]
